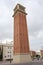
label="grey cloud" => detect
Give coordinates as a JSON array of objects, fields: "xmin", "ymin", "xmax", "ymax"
[
  {"xmin": 0, "ymin": 0, "xmax": 43, "ymax": 51},
  {"xmin": 1, "ymin": 0, "xmax": 43, "ymax": 38},
  {"xmin": 26, "ymin": 0, "xmax": 43, "ymax": 37},
  {"xmin": 4, "ymin": 0, "xmax": 15, "ymax": 10},
  {"xmin": 30, "ymin": 36, "xmax": 43, "ymax": 51},
  {"xmin": 37, "ymin": 0, "xmax": 43, "ymax": 5},
  {"xmin": 0, "ymin": 21, "xmax": 13, "ymax": 40},
  {"xmin": 0, "ymin": 15, "xmax": 13, "ymax": 40}
]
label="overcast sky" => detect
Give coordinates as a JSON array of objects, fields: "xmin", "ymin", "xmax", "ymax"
[{"xmin": 0, "ymin": 0, "xmax": 43, "ymax": 51}]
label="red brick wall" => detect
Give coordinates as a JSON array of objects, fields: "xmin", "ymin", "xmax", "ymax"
[{"xmin": 14, "ymin": 12, "xmax": 30, "ymax": 54}]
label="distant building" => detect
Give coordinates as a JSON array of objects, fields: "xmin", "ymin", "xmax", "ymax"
[
  {"xmin": 30, "ymin": 51, "xmax": 36, "ymax": 57},
  {"xmin": 0, "ymin": 41, "xmax": 13, "ymax": 61},
  {"xmin": 36, "ymin": 52, "xmax": 41, "ymax": 55},
  {"xmin": 40, "ymin": 46, "xmax": 43, "ymax": 58},
  {"xmin": 40, "ymin": 50, "xmax": 43, "ymax": 58},
  {"xmin": 3, "ymin": 43, "xmax": 13, "ymax": 61}
]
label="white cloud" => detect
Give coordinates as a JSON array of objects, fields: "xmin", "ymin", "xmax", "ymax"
[
  {"xmin": 0, "ymin": 0, "xmax": 13, "ymax": 40},
  {"xmin": 0, "ymin": 0, "xmax": 43, "ymax": 51}
]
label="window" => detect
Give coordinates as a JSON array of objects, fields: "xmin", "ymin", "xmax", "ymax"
[
  {"xmin": 5, "ymin": 56, "xmax": 6, "ymax": 58},
  {"xmin": 10, "ymin": 51, "xmax": 11, "ymax": 53},
  {"xmin": 8, "ymin": 47, "xmax": 9, "ymax": 49},
  {"xmin": 8, "ymin": 52, "xmax": 9, "ymax": 53},
  {"xmin": 10, "ymin": 55, "xmax": 11, "ymax": 57},
  {"xmin": 8, "ymin": 55, "xmax": 9, "ymax": 57}
]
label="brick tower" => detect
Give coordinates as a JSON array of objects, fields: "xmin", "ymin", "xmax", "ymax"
[{"xmin": 13, "ymin": 4, "xmax": 31, "ymax": 63}]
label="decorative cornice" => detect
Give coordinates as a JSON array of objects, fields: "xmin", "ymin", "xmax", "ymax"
[
  {"xmin": 12, "ymin": 4, "xmax": 27, "ymax": 17},
  {"xmin": 13, "ymin": 9, "xmax": 27, "ymax": 17}
]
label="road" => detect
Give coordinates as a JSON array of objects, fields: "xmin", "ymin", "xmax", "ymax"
[{"xmin": 0, "ymin": 61, "xmax": 43, "ymax": 65}]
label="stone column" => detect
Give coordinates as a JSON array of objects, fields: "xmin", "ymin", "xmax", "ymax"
[{"xmin": 13, "ymin": 4, "xmax": 32, "ymax": 63}]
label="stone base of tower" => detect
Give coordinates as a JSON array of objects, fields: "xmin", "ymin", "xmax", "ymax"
[{"xmin": 13, "ymin": 54, "xmax": 32, "ymax": 63}]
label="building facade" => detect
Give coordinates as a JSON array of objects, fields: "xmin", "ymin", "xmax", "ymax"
[
  {"xmin": 30, "ymin": 51, "xmax": 36, "ymax": 57},
  {"xmin": 3, "ymin": 43, "xmax": 13, "ymax": 61},
  {"xmin": 40, "ymin": 46, "xmax": 43, "ymax": 58},
  {"xmin": 0, "ymin": 41, "xmax": 13, "ymax": 61},
  {"xmin": 40, "ymin": 50, "xmax": 43, "ymax": 58}
]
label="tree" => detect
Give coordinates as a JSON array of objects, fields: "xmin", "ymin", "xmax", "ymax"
[{"xmin": 36, "ymin": 55, "xmax": 40, "ymax": 60}]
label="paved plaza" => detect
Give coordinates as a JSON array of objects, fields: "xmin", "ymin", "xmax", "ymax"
[{"xmin": 0, "ymin": 61, "xmax": 43, "ymax": 65}]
